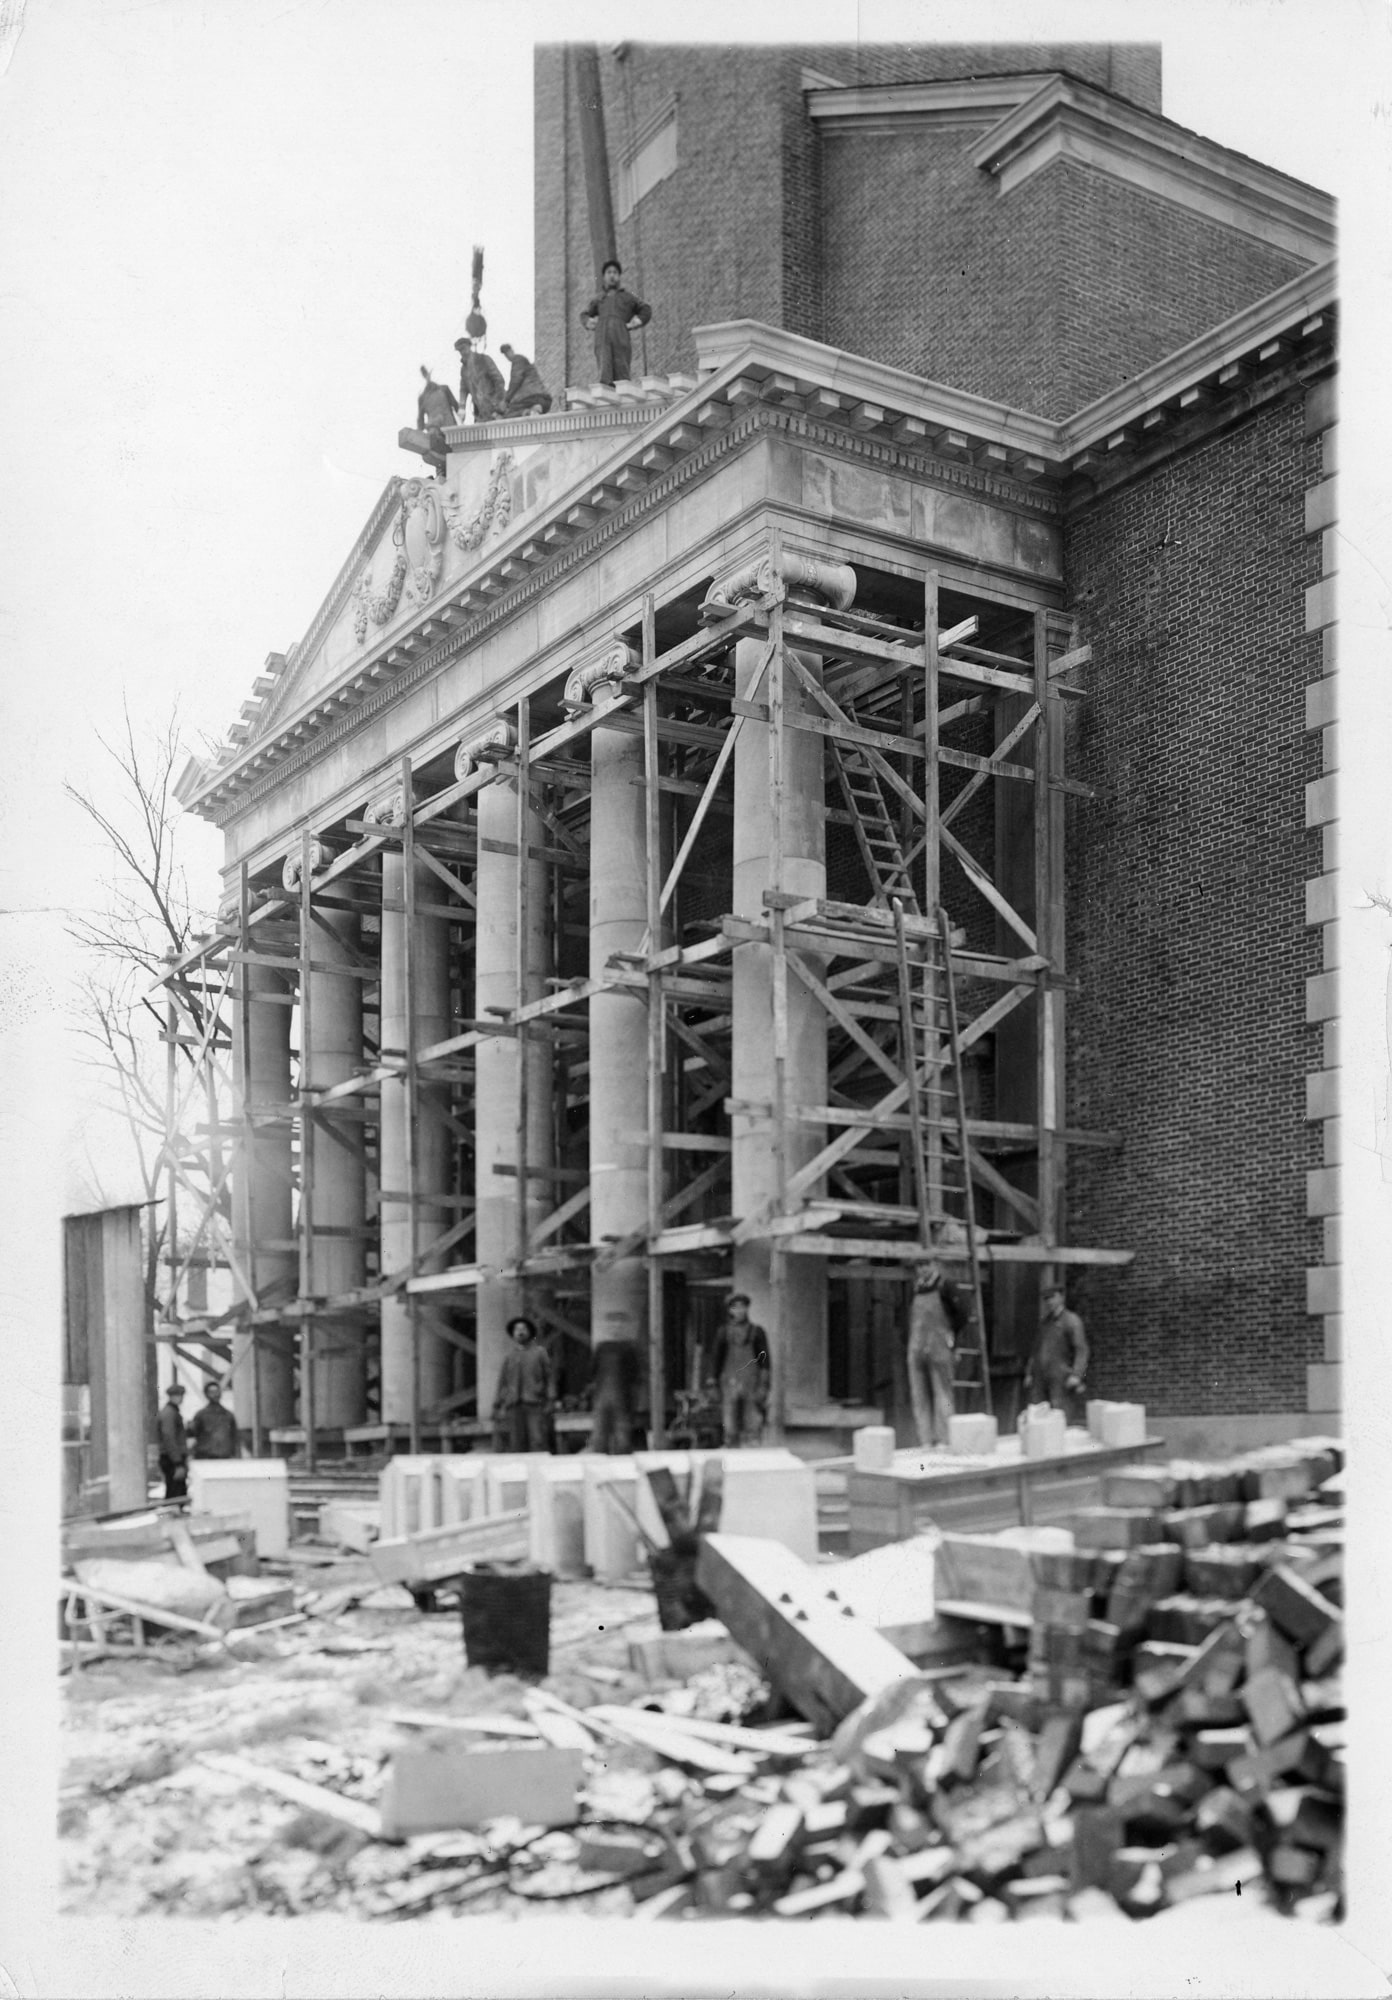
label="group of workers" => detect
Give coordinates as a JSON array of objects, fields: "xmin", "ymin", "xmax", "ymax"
[
  {"xmin": 156, "ymin": 1378, "xmax": 239, "ymax": 1499},
  {"xmin": 157, "ymin": 1278, "xmax": 1086, "ymax": 1487},
  {"xmin": 907, "ymin": 1260, "xmax": 1088, "ymax": 1450},
  {"xmin": 408, "ymin": 256, "xmax": 656, "ymax": 476}
]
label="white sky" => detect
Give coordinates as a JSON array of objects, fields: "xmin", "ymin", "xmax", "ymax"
[{"xmin": 2, "ymin": 0, "xmax": 1392, "ymax": 1987}]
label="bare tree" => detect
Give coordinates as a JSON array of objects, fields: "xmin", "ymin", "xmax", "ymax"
[{"xmin": 66, "ymin": 701, "xmax": 222, "ymax": 1332}]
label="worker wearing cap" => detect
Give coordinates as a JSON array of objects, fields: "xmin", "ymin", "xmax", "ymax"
[
  {"xmin": 1026, "ymin": 1284, "xmax": 1089, "ymax": 1419},
  {"xmin": 579, "ymin": 260, "xmax": 652, "ymax": 387},
  {"xmin": 708, "ymin": 1292, "xmax": 770, "ymax": 1449},
  {"xmin": 907, "ymin": 1259, "xmax": 969, "ymax": 1449},
  {"xmin": 188, "ymin": 1380, "xmax": 240, "ymax": 1460},
  {"xmin": 157, "ymin": 1382, "xmax": 189, "ymax": 1499}
]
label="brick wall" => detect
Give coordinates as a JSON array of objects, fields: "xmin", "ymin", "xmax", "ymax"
[
  {"xmin": 535, "ymin": 42, "xmax": 1163, "ymax": 396},
  {"xmin": 821, "ymin": 141, "xmax": 1306, "ymax": 418},
  {"xmin": 1062, "ymin": 393, "xmax": 1326, "ymax": 1413}
]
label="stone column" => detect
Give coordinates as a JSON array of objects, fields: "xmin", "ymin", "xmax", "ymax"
[
  {"xmin": 304, "ymin": 903, "xmax": 368, "ymax": 1427},
  {"xmin": 470, "ymin": 738, "xmax": 552, "ymax": 1419},
  {"xmin": 375, "ymin": 792, "xmax": 455, "ymax": 1425},
  {"xmin": 730, "ymin": 628, "xmax": 830, "ymax": 1411},
  {"xmin": 231, "ymin": 955, "xmax": 297, "ymax": 1430},
  {"xmin": 573, "ymin": 654, "xmax": 650, "ymax": 1362}
]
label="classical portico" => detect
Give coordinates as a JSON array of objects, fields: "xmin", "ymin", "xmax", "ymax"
[{"xmin": 170, "ymin": 300, "xmax": 1319, "ymax": 1454}]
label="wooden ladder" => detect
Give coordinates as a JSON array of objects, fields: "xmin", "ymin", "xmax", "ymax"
[
  {"xmin": 891, "ymin": 897, "xmax": 993, "ymax": 1415},
  {"xmin": 832, "ymin": 743, "xmax": 921, "ymax": 914}
]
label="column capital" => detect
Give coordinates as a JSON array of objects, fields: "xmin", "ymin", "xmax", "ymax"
[
  {"xmin": 564, "ymin": 642, "xmax": 639, "ymax": 712},
  {"xmin": 704, "ymin": 550, "xmax": 857, "ymax": 616},
  {"xmin": 365, "ymin": 788, "xmax": 407, "ymax": 828},
  {"xmin": 282, "ymin": 836, "xmax": 329, "ymax": 890},
  {"xmin": 455, "ymin": 719, "xmax": 516, "ymax": 781}
]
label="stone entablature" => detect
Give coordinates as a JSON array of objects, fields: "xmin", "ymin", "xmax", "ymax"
[{"xmin": 185, "ymin": 288, "xmax": 1335, "ymax": 827}]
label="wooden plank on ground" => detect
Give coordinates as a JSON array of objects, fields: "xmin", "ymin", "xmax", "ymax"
[
  {"xmin": 198, "ymin": 1751, "xmax": 383, "ymax": 1837},
  {"xmin": 368, "ymin": 1508, "xmax": 529, "ymax": 1586}
]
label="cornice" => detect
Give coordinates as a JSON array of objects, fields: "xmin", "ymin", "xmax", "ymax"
[
  {"xmin": 972, "ymin": 75, "xmax": 1334, "ymax": 263},
  {"xmin": 806, "ymin": 74, "xmax": 1045, "ymax": 138},
  {"xmin": 189, "ymin": 294, "xmax": 1337, "ymax": 822},
  {"xmin": 191, "ymin": 402, "xmax": 1062, "ymax": 828}
]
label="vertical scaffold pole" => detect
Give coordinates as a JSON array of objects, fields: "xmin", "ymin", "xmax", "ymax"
[
  {"xmin": 922, "ymin": 571, "xmax": 943, "ymax": 1242},
  {"xmin": 238, "ymin": 862, "xmax": 264, "ymax": 1459},
  {"xmin": 402, "ymin": 753, "xmax": 422, "ymax": 1455},
  {"xmin": 765, "ymin": 539, "xmax": 787, "ymax": 1446},
  {"xmin": 297, "ymin": 828, "xmax": 317, "ymax": 1476},
  {"xmin": 1032, "ymin": 610, "xmax": 1058, "ymax": 1269},
  {"xmin": 515, "ymin": 698, "xmax": 531, "ymax": 1276},
  {"xmin": 642, "ymin": 593, "xmax": 666, "ymax": 1447}
]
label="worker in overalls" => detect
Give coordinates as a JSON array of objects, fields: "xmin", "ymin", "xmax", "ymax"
[
  {"xmin": 906, "ymin": 1259, "xmax": 969, "ymax": 1449},
  {"xmin": 1026, "ymin": 1284, "xmax": 1089, "ymax": 1421},
  {"xmin": 708, "ymin": 1292, "xmax": 770, "ymax": 1448}
]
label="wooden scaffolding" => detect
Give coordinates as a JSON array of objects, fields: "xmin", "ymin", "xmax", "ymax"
[{"xmin": 152, "ymin": 545, "xmax": 1129, "ymax": 1462}]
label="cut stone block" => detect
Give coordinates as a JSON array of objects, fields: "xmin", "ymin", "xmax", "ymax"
[
  {"xmin": 318, "ymin": 1499, "xmax": 380, "ymax": 1552},
  {"xmin": 1098, "ymin": 1404, "xmax": 1146, "ymax": 1447},
  {"xmin": 438, "ymin": 1458, "xmax": 486, "ymax": 1526},
  {"xmin": 853, "ymin": 1425, "xmax": 897, "ymax": 1472},
  {"xmin": 188, "ymin": 1460, "xmax": 290, "ymax": 1560},
  {"xmin": 1070, "ymin": 1507, "xmax": 1164, "ymax": 1550},
  {"xmin": 1019, "ymin": 1406, "xmax": 1066, "ymax": 1459},
  {"xmin": 485, "ymin": 1455, "xmax": 537, "ymax": 1516},
  {"xmin": 527, "ymin": 1457, "xmax": 587, "ymax": 1578},
  {"xmin": 822, "ymin": 1536, "xmax": 938, "ymax": 1654},
  {"xmin": 695, "ymin": 1532, "xmax": 918, "ymax": 1732},
  {"xmin": 379, "ymin": 1746, "xmax": 584, "ymax": 1837},
  {"xmin": 582, "ymin": 1456, "xmax": 642, "ymax": 1581},
  {"xmin": 719, "ymin": 1448, "xmax": 819, "ymax": 1565},
  {"xmin": 379, "ymin": 1455, "xmax": 442, "ymax": 1540},
  {"xmin": 946, "ymin": 1414, "xmax": 998, "ymax": 1456}
]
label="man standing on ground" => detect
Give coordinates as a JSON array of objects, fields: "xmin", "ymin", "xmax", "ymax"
[
  {"xmin": 157, "ymin": 1382, "xmax": 189, "ymax": 1499},
  {"xmin": 1026, "ymin": 1284, "xmax": 1089, "ymax": 1420},
  {"xmin": 188, "ymin": 1380, "xmax": 239, "ymax": 1460},
  {"xmin": 499, "ymin": 344, "xmax": 553, "ymax": 415},
  {"xmin": 579, "ymin": 260, "xmax": 652, "ymax": 387},
  {"xmin": 906, "ymin": 1259, "xmax": 969, "ymax": 1449},
  {"xmin": 504, "ymin": 1316, "xmax": 554, "ymax": 1451},
  {"xmin": 708, "ymin": 1292, "xmax": 770, "ymax": 1449}
]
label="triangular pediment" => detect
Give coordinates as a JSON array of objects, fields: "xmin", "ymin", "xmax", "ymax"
[{"xmin": 231, "ymin": 414, "xmax": 669, "ymax": 754}]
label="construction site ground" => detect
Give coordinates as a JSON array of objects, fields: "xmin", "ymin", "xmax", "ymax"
[{"xmin": 61, "ymin": 1552, "xmax": 675, "ymax": 1922}]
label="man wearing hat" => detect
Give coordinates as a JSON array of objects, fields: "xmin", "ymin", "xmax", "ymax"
[
  {"xmin": 1025, "ymin": 1284, "xmax": 1089, "ymax": 1420},
  {"xmin": 157, "ymin": 1382, "xmax": 189, "ymax": 1500},
  {"xmin": 579, "ymin": 260, "xmax": 652, "ymax": 387},
  {"xmin": 906, "ymin": 1258, "xmax": 970, "ymax": 1449},
  {"xmin": 707, "ymin": 1291, "xmax": 770, "ymax": 1449}
]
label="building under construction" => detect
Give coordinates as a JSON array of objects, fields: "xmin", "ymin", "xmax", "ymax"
[{"xmin": 160, "ymin": 40, "xmax": 1339, "ymax": 1465}]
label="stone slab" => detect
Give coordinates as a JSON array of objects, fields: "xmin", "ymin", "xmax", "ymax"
[
  {"xmin": 188, "ymin": 1460, "xmax": 290, "ymax": 1560},
  {"xmin": 379, "ymin": 1746, "xmax": 584, "ymax": 1838}
]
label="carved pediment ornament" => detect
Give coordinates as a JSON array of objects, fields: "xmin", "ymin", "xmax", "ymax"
[
  {"xmin": 704, "ymin": 550, "xmax": 857, "ymax": 617},
  {"xmin": 563, "ymin": 641, "xmax": 640, "ymax": 712},
  {"xmin": 282, "ymin": 836, "xmax": 329, "ymax": 890},
  {"xmin": 443, "ymin": 451, "xmax": 515, "ymax": 554},
  {"xmin": 352, "ymin": 480, "xmax": 447, "ymax": 645},
  {"xmin": 455, "ymin": 720, "xmax": 516, "ymax": 782}
]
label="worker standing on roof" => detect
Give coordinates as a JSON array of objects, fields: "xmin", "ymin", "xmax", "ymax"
[
  {"xmin": 188, "ymin": 1380, "xmax": 239, "ymax": 1460},
  {"xmin": 157, "ymin": 1382, "xmax": 189, "ymax": 1499},
  {"xmin": 906, "ymin": 1258, "xmax": 968, "ymax": 1450},
  {"xmin": 708, "ymin": 1292, "xmax": 770, "ymax": 1448},
  {"xmin": 580, "ymin": 260, "xmax": 652, "ymax": 387},
  {"xmin": 1026, "ymin": 1283, "xmax": 1089, "ymax": 1421}
]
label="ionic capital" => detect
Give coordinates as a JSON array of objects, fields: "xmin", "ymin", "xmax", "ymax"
[
  {"xmin": 282, "ymin": 837, "xmax": 329, "ymax": 891},
  {"xmin": 364, "ymin": 788, "xmax": 408, "ymax": 828},
  {"xmin": 563, "ymin": 642, "xmax": 640, "ymax": 712},
  {"xmin": 703, "ymin": 550, "xmax": 857, "ymax": 616},
  {"xmin": 454, "ymin": 719, "xmax": 516, "ymax": 781}
]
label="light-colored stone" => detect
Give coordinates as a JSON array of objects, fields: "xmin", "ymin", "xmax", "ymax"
[
  {"xmin": 189, "ymin": 1459, "xmax": 291, "ymax": 1560},
  {"xmin": 527, "ymin": 1456, "xmax": 587, "ymax": 1576},
  {"xmin": 582, "ymin": 1456, "xmax": 642, "ymax": 1580},
  {"xmin": 720, "ymin": 1447, "xmax": 819, "ymax": 1564},
  {"xmin": 853, "ymin": 1425, "xmax": 897, "ymax": 1473}
]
